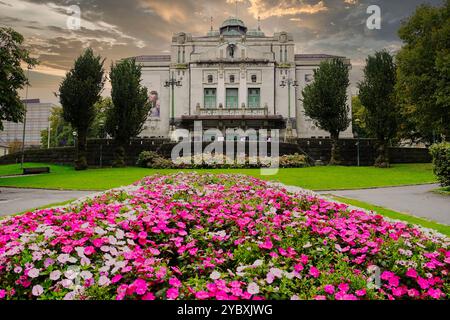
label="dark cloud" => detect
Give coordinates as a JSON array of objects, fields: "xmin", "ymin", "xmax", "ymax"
[{"xmin": 0, "ymin": 0, "xmax": 445, "ymax": 101}]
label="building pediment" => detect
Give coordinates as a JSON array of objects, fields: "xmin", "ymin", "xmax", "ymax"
[{"xmin": 192, "ymin": 42, "xmax": 273, "ymax": 63}]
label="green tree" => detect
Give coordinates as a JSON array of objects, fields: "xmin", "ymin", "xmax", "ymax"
[
  {"xmin": 41, "ymin": 99, "xmax": 110, "ymax": 148},
  {"xmin": 0, "ymin": 27, "xmax": 38, "ymax": 130},
  {"xmin": 351, "ymin": 95, "xmax": 369, "ymax": 138},
  {"xmin": 358, "ymin": 51, "xmax": 398, "ymax": 168},
  {"xmin": 396, "ymin": 0, "xmax": 450, "ymax": 143},
  {"xmin": 40, "ymin": 107, "xmax": 74, "ymax": 148},
  {"xmin": 106, "ymin": 58, "xmax": 150, "ymax": 167},
  {"xmin": 59, "ymin": 48, "xmax": 105, "ymax": 170},
  {"xmin": 301, "ymin": 58, "xmax": 351, "ymax": 165}
]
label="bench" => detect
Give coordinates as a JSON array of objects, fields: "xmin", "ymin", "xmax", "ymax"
[{"xmin": 23, "ymin": 167, "xmax": 51, "ymax": 175}]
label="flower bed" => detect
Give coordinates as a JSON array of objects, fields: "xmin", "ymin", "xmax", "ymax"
[{"xmin": 0, "ymin": 173, "xmax": 449, "ymax": 300}]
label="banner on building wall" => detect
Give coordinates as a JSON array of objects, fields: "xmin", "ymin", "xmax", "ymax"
[{"xmin": 144, "ymin": 75, "xmax": 162, "ymax": 119}]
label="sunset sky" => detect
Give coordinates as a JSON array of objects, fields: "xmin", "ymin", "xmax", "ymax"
[{"xmin": 0, "ymin": 0, "xmax": 443, "ymax": 104}]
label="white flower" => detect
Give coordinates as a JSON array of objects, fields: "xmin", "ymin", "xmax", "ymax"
[
  {"xmin": 64, "ymin": 269, "xmax": 79, "ymax": 280},
  {"xmin": 61, "ymin": 279, "xmax": 73, "ymax": 288},
  {"xmin": 50, "ymin": 270, "xmax": 62, "ymax": 281},
  {"xmin": 247, "ymin": 282, "xmax": 260, "ymax": 295},
  {"xmin": 270, "ymin": 267, "xmax": 283, "ymax": 278},
  {"xmin": 32, "ymin": 285, "xmax": 44, "ymax": 297},
  {"xmin": 252, "ymin": 259, "xmax": 264, "ymax": 267},
  {"xmin": 28, "ymin": 268, "xmax": 40, "ymax": 278},
  {"xmin": 98, "ymin": 275, "xmax": 110, "ymax": 286},
  {"xmin": 80, "ymin": 271, "xmax": 93, "ymax": 280},
  {"xmin": 210, "ymin": 271, "xmax": 221, "ymax": 280}
]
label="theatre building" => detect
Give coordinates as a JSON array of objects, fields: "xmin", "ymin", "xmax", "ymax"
[{"xmin": 134, "ymin": 17, "xmax": 353, "ymax": 140}]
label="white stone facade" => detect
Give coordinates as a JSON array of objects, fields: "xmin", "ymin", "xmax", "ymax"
[{"xmin": 135, "ymin": 18, "xmax": 353, "ymax": 139}]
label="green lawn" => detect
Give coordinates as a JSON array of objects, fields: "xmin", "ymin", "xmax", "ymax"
[
  {"xmin": 329, "ymin": 195, "xmax": 450, "ymax": 237},
  {"xmin": 0, "ymin": 163, "xmax": 436, "ymax": 191}
]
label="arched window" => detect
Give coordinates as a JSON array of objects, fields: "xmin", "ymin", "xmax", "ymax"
[
  {"xmin": 230, "ymin": 75, "xmax": 235, "ymax": 83},
  {"xmin": 251, "ymin": 74, "xmax": 257, "ymax": 83},
  {"xmin": 207, "ymin": 75, "xmax": 213, "ymax": 83}
]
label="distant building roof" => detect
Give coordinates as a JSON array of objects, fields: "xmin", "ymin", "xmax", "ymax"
[
  {"xmin": 295, "ymin": 54, "xmax": 344, "ymax": 60},
  {"xmin": 133, "ymin": 55, "xmax": 171, "ymax": 62}
]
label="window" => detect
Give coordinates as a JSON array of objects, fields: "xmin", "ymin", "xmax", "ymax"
[
  {"xmin": 251, "ymin": 74, "xmax": 257, "ymax": 83},
  {"xmin": 207, "ymin": 75, "xmax": 213, "ymax": 83},
  {"xmin": 204, "ymin": 88, "xmax": 217, "ymax": 109},
  {"xmin": 230, "ymin": 74, "xmax": 235, "ymax": 83},
  {"xmin": 248, "ymin": 88, "xmax": 260, "ymax": 108},
  {"xmin": 226, "ymin": 88, "xmax": 239, "ymax": 108},
  {"xmin": 305, "ymin": 74, "xmax": 313, "ymax": 83}
]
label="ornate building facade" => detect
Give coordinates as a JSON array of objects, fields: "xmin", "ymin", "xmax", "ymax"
[{"xmin": 135, "ymin": 17, "xmax": 353, "ymax": 140}]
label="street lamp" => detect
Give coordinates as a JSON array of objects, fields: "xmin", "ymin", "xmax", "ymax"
[
  {"xmin": 20, "ymin": 64, "xmax": 32, "ymax": 170},
  {"xmin": 354, "ymin": 119, "xmax": 361, "ymax": 167},
  {"xmin": 280, "ymin": 76, "xmax": 299, "ymax": 140},
  {"xmin": 164, "ymin": 71, "xmax": 182, "ymax": 132}
]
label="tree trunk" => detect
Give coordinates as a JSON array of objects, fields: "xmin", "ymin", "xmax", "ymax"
[
  {"xmin": 75, "ymin": 129, "xmax": 88, "ymax": 170},
  {"xmin": 374, "ymin": 140, "xmax": 390, "ymax": 168},
  {"xmin": 329, "ymin": 132, "xmax": 341, "ymax": 165}
]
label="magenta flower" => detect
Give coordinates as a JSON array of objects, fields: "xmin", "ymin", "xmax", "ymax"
[
  {"xmin": 324, "ymin": 285, "xmax": 335, "ymax": 295},
  {"xmin": 405, "ymin": 268, "xmax": 418, "ymax": 279},
  {"xmin": 195, "ymin": 291, "xmax": 210, "ymax": 300},
  {"xmin": 167, "ymin": 288, "xmax": 179, "ymax": 300},
  {"xmin": 309, "ymin": 266, "xmax": 320, "ymax": 278},
  {"xmin": 84, "ymin": 246, "xmax": 95, "ymax": 256}
]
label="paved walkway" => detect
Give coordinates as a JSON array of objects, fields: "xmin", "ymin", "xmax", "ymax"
[
  {"xmin": 0, "ymin": 187, "xmax": 94, "ymax": 216},
  {"xmin": 321, "ymin": 184, "xmax": 450, "ymax": 225}
]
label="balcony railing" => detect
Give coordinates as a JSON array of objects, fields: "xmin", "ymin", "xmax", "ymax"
[{"xmin": 196, "ymin": 106, "xmax": 269, "ymax": 116}]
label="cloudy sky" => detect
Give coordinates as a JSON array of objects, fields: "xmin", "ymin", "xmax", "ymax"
[{"xmin": 0, "ymin": 0, "xmax": 444, "ymax": 103}]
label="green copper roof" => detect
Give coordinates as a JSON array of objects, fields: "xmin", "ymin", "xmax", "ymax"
[{"xmin": 221, "ymin": 17, "xmax": 246, "ymax": 28}]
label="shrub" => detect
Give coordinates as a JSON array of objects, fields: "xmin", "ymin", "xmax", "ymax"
[
  {"xmin": 279, "ymin": 153, "xmax": 308, "ymax": 168},
  {"xmin": 136, "ymin": 151, "xmax": 163, "ymax": 168},
  {"xmin": 430, "ymin": 142, "xmax": 450, "ymax": 187},
  {"xmin": 0, "ymin": 173, "xmax": 448, "ymax": 300}
]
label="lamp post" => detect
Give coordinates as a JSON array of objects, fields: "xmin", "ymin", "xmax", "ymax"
[
  {"xmin": 164, "ymin": 71, "xmax": 182, "ymax": 133},
  {"xmin": 280, "ymin": 76, "xmax": 298, "ymax": 141},
  {"xmin": 354, "ymin": 119, "xmax": 361, "ymax": 167},
  {"xmin": 20, "ymin": 65, "xmax": 32, "ymax": 170}
]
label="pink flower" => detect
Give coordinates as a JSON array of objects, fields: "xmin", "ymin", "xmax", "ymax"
[
  {"xmin": 355, "ymin": 289, "xmax": 366, "ymax": 297},
  {"xmin": 417, "ymin": 277, "xmax": 430, "ymax": 290},
  {"xmin": 406, "ymin": 268, "xmax": 418, "ymax": 279},
  {"xmin": 142, "ymin": 292, "xmax": 155, "ymax": 300},
  {"xmin": 427, "ymin": 288, "xmax": 443, "ymax": 299},
  {"xmin": 167, "ymin": 288, "xmax": 179, "ymax": 300},
  {"xmin": 92, "ymin": 238, "xmax": 104, "ymax": 247},
  {"xmin": 259, "ymin": 238, "xmax": 273, "ymax": 250},
  {"xmin": 138, "ymin": 231, "xmax": 148, "ymax": 239},
  {"xmin": 84, "ymin": 246, "xmax": 95, "ymax": 256},
  {"xmin": 324, "ymin": 285, "xmax": 335, "ymax": 295},
  {"xmin": 195, "ymin": 291, "xmax": 210, "ymax": 300},
  {"xmin": 0, "ymin": 290, "xmax": 6, "ymax": 299},
  {"xmin": 294, "ymin": 263, "xmax": 304, "ymax": 272},
  {"xmin": 169, "ymin": 277, "xmax": 182, "ymax": 288},
  {"xmin": 309, "ymin": 266, "xmax": 320, "ymax": 278},
  {"xmin": 407, "ymin": 289, "xmax": 419, "ymax": 298},
  {"xmin": 314, "ymin": 295, "xmax": 326, "ymax": 300},
  {"xmin": 111, "ymin": 275, "xmax": 122, "ymax": 284},
  {"xmin": 133, "ymin": 279, "xmax": 148, "ymax": 295},
  {"xmin": 338, "ymin": 283, "xmax": 349, "ymax": 293}
]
